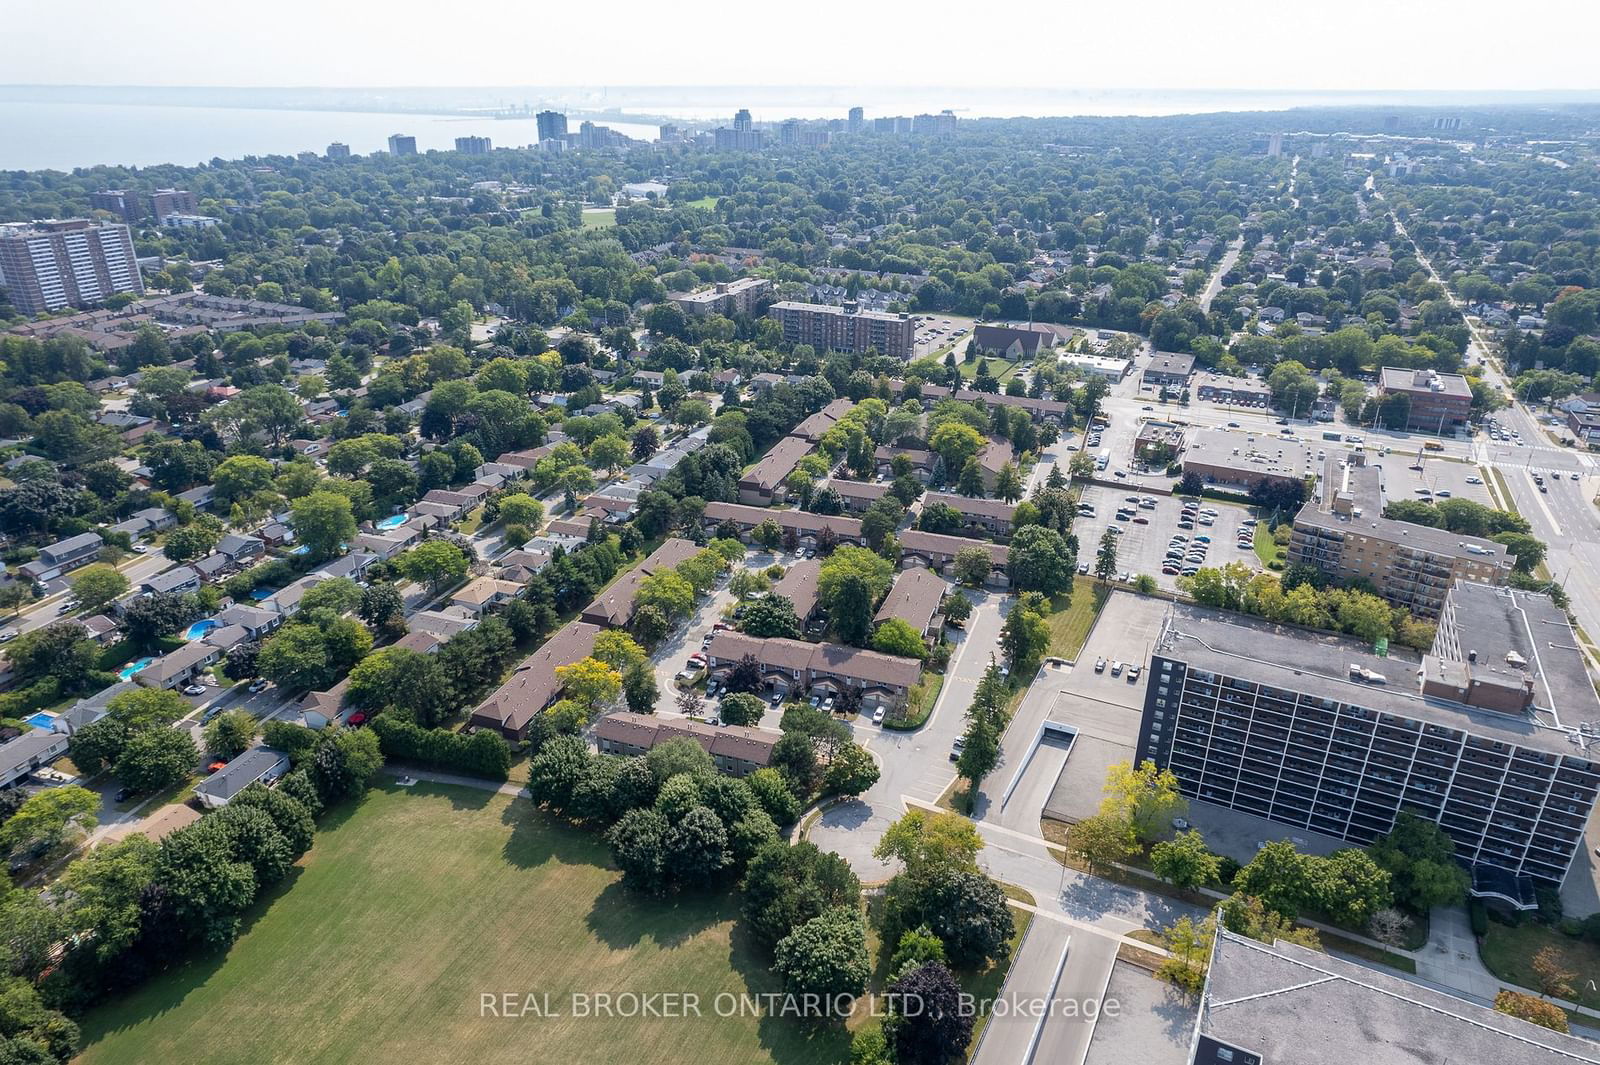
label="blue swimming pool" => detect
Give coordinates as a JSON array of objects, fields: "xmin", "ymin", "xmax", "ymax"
[
  {"xmin": 377, "ymin": 513, "xmax": 407, "ymax": 530},
  {"xmin": 249, "ymin": 587, "xmax": 274, "ymax": 600},
  {"xmin": 289, "ymin": 545, "xmax": 310, "ymax": 556},
  {"xmin": 24, "ymin": 712, "xmax": 55, "ymax": 730},
  {"xmin": 118, "ymin": 656, "xmax": 156, "ymax": 681},
  {"xmin": 183, "ymin": 619, "xmax": 219, "ymax": 641}
]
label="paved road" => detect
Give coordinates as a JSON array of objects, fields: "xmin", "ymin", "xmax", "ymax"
[{"xmin": 1197, "ymin": 235, "xmax": 1244, "ymax": 314}]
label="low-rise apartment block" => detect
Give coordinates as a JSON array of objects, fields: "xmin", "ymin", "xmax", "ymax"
[
  {"xmin": 769, "ymin": 300, "xmax": 916, "ymax": 358},
  {"xmin": 922, "ymin": 492, "xmax": 1016, "ymax": 539},
  {"xmin": 1288, "ymin": 453, "xmax": 1509, "ymax": 617},
  {"xmin": 1137, "ymin": 583, "xmax": 1600, "ymax": 901},
  {"xmin": 705, "ymin": 631, "xmax": 921, "ymax": 710},
  {"xmin": 671, "ymin": 277, "xmax": 771, "ymax": 318},
  {"xmin": 596, "ymin": 712, "xmax": 777, "ymax": 777}
]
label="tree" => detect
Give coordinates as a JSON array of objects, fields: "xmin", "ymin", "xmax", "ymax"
[
  {"xmin": 1100, "ymin": 760, "xmax": 1188, "ymax": 843},
  {"xmin": 258, "ymin": 625, "xmax": 332, "ymax": 693},
  {"xmin": 742, "ymin": 595, "xmax": 802, "ymax": 639},
  {"xmin": 929, "ymin": 421, "xmax": 983, "ymax": 478},
  {"xmin": 753, "ymin": 518, "xmax": 782, "ymax": 551},
  {"xmin": 4, "ymin": 621, "xmax": 99, "ymax": 690},
  {"xmin": 741, "ymin": 840, "xmax": 861, "ymax": 948},
  {"xmin": 120, "ymin": 591, "xmax": 199, "ymax": 650},
  {"xmin": 823, "ymin": 743, "xmax": 880, "ymax": 796},
  {"xmin": 860, "ymin": 498, "xmax": 904, "ymax": 551},
  {"xmin": 635, "ymin": 570, "xmax": 694, "ymax": 621},
  {"xmin": 885, "ymin": 961, "xmax": 972, "ymax": 1065},
  {"xmin": 555, "ymin": 657, "xmax": 622, "ymax": 713},
  {"xmin": 290, "ymin": 490, "xmax": 357, "ymax": 560},
  {"xmin": 951, "ymin": 546, "xmax": 992, "ymax": 587},
  {"xmin": 771, "ymin": 907, "xmax": 870, "ymax": 1014},
  {"xmin": 1150, "ymin": 830, "xmax": 1221, "ymax": 890},
  {"xmin": 1220, "ymin": 893, "xmax": 1320, "ymax": 949},
  {"xmin": 1370, "ymin": 811, "xmax": 1470, "ymax": 913},
  {"xmin": 357, "ymin": 582, "xmax": 405, "ymax": 632},
  {"xmin": 0, "ymin": 787, "xmax": 98, "ymax": 860},
  {"xmin": 955, "ymin": 716, "xmax": 1001, "ymax": 799},
  {"xmin": 69, "ymin": 565, "xmax": 129, "ymax": 614},
  {"xmin": 1532, "ymin": 945, "xmax": 1577, "ymax": 1001},
  {"xmin": 56, "ymin": 834, "xmax": 158, "ymax": 963},
  {"xmin": 203, "ymin": 709, "xmax": 257, "ymax": 760},
  {"xmin": 1232, "ymin": 841, "xmax": 1312, "ymax": 919},
  {"xmin": 999, "ymin": 596, "xmax": 1049, "ymax": 675},
  {"xmin": 592, "ymin": 630, "xmax": 647, "ymax": 673},
  {"xmin": 345, "ymin": 647, "xmax": 452, "ymax": 725},
  {"xmin": 645, "ymin": 736, "xmax": 715, "ymax": 784},
  {"xmin": 1156, "ymin": 914, "xmax": 1216, "ymax": 995},
  {"xmin": 771, "ymin": 731, "xmax": 820, "ymax": 794},
  {"xmin": 941, "ymin": 592, "xmax": 972, "ymax": 626},
  {"xmin": 718, "ymin": 692, "xmax": 766, "ymax": 727},
  {"xmin": 874, "ymin": 809, "xmax": 982, "ymax": 877},
  {"xmin": 1067, "ymin": 813, "xmax": 1137, "ymax": 872},
  {"xmin": 1094, "ymin": 527, "xmax": 1119, "ymax": 584},
  {"xmin": 497, "ymin": 493, "xmax": 544, "ymax": 529},
  {"xmin": 1310, "ymin": 848, "xmax": 1393, "ymax": 928},
  {"xmin": 299, "ymin": 576, "xmax": 363, "ymax": 616},
  {"xmin": 311, "ymin": 728, "xmax": 384, "ymax": 803},
  {"xmin": 663, "ymin": 805, "xmax": 731, "ymax": 885},
  {"xmin": 622, "ymin": 662, "xmax": 658, "ymax": 714},
  {"xmin": 888, "ymin": 925, "xmax": 947, "ymax": 982},
  {"xmin": 747, "ymin": 769, "xmax": 801, "ymax": 826},
  {"xmin": 115, "ymin": 727, "xmax": 198, "ymax": 793},
  {"xmin": 1368, "ymin": 907, "xmax": 1414, "ymax": 949},
  {"xmin": 398, "ymin": 540, "xmax": 469, "ymax": 595},
  {"xmin": 1495, "ymin": 990, "xmax": 1569, "ymax": 1033},
  {"xmin": 723, "ymin": 654, "xmax": 765, "ymax": 696},
  {"xmin": 955, "ymin": 457, "xmax": 987, "ymax": 497},
  {"xmin": 871, "ymin": 618, "xmax": 926, "ymax": 660},
  {"xmin": 1008, "ymin": 525, "xmax": 1074, "ymax": 595},
  {"xmin": 163, "ymin": 523, "xmax": 219, "ymax": 563}
]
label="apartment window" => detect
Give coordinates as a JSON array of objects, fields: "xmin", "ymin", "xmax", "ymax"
[{"xmin": 1158, "ymin": 686, "xmax": 1169, "ymax": 696}]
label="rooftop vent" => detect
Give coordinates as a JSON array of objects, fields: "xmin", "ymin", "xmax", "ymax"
[
  {"xmin": 1469, "ymin": 649, "xmax": 1478, "ymax": 663},
  {"xmin": 1506, "ymin": 651, "xmax": 1528, "ymax": 668}
]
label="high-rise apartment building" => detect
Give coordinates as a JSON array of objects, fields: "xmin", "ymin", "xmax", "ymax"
[
  {"xmin": 326, "ymin": 142, "xmax": 351, "ymax": 159},
  {"xmin": 454, "ymin": 136, "xmax": 492, "ymax": 155},
  {"xmin": 90, "ymin": 189, "xmax": 141, "ymax": 223},
  {"xmin": 733, "ymin": 109, "xmax": 753, "ymax": 131},
  {"xmin": 1136, "ymin": 583, "xmax": 1600, "ymax": 902},
  {"xmin": 387, "ymin": 134, "xmax": 418, "ymax": 156},
  {"xmin": 148, "ymin": 189, "xmax": 197, "ymax": 223},
  {"xmin": 768, "ymin": 300, "xmax": 916, "ymax": 358},
  {"xmin": 536, "ymin": 110, "xmax": 568, "ymax": 143},
  {"xmin": 1288, "ymin": 451, "xmax": 1509, "ymax": 617},
  {"xmin": 848, "ymin": 107, "xmax": 864, "ymax": 132},
  {"xmin": 0, "ymin": 219, "xmax": 143, "ymax": 316}
]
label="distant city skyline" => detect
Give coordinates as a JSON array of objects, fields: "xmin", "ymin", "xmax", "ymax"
[{"xmin": 6, "ymin": 0, "xmax": 1599, "ymax": 93}]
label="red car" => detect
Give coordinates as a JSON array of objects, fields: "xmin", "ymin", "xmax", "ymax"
[
  {"xmin": 206, "ymin": 761, "xmax": 227, "ymax": 774},
  {"xmin": 1132, "ymin": 516, "xmax": 1150, "ymax": 525}
]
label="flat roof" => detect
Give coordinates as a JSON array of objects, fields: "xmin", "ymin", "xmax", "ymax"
[
  {"xmin": 1158, "ymin": 601, "xmax": 1586, "ymax": 756},
  {"xmin": 1199, "ymin": 929, "xmax": 1600, "ymax": 1064},
  {"xmin": 1441, "ymin": 581, "xmax": 1600, "ymax": 728},
  {"xmin": 1184, "ymin": 429, "xmax": 1313, "ymax": 480},
  {"xmin": 1379, "ymin": 366, "xmax": 1471, "ymax": 399},
  {"xmin": 769, "ymin": 300, "xmax": 909, "ymax": 324}
]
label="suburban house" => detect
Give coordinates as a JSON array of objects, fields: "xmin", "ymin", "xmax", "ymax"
[
  {"xmin": 468, "ymin": 621, "xmax": 601, "ymax": 740},
  {"xmin": 317, "ymin": 551, "xmax": 378, "ymax": 582},
  {"xmin": 736, "ymin": 436, "xmax": 816, "ymax": 505},
  {"xmin": 194, "ymin": 746, "xmax": 291, "ymax": 809},
  {"xmin": 140, "ymin": 566, "xmax": 201, "ymax": 597},
  {"xmin": 418, "ymin": 489, "xmax": 476, "ymax": 522},
  {"xmin": 20, "ymin": 532, "xmax": 104, "ymax": 582},
  {"xmin": 0, "ymin": 730, "xmax": 70, "ymax": 788},
  {"xmin": 825, "ymin": 479, "xmax": 891, "ymax": 515},
  {"xmin": 596, "ymin": 712, "xmax": 777, "ymax": 777},
  {"xmin": 702, "ymin": 502, "xmax": 864, "ymax": 547},
  {"xmin": 874, "ymin": 446, "xmax": 936, "ymax": 482},
  {"xmin": 922, "ymin": 492, "xmax": 1016, "ymax": 539},
  {"xmin": 898, "ymin": 530, "xmax": 1010, "ymax": 584},
  {"xmin": 874, "ymin": 568, "xmax": 949, "ymax": 644},
  {"xmin": 110, "ymin": 507, "xmax": 177, "ymax": 540},
  {"xmin": 134, "ymin": 640, "xmax": 222, "ymax": 690},
  {"xmin": 216, "ymin": 533, "xmax": 266, "ymax": 563},
  {"xmin": 409, "ymin": 607, "xmax": 480, "ymax": 641},
  {"xmin": 214, "ymin": 604, "xmax": 283, "ymax": 640},
  {"xmin": 770, "ymin": 558, "xmax": 823, "ymax": 625},
  {"xmin": 579, "ymin": 538, "xmax": 703, "ymax": 628},
  {"xmin": 704, "ymin": 631, "xmax": 921, "ymax": 710},
  {"xmin": 451, "ymin": 577, "xmax": 524, "ymax": 618}
]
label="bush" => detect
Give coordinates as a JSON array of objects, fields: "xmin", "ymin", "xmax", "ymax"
[
  {"xmin": 1559, "ymin": 917, "xmax": 1584, "ymax": 938},
  {"xmin": 1216, "ymin": 855, "xmax": 1242, "ymax": 888},
  {"xmin": 1469, "ymin": 899, "xmax": 1489, "ymax": 937},
  {"xmin": 369, "ymin": 715, "xmax": 512, "ymax": 780}
]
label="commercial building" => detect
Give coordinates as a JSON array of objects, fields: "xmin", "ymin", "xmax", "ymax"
[
  {"xmin": 1058, "ymin": 353, "xmax": 1131, "ymax": 381},
  {"xmin": 1182, "ymin": 430, "xmax": 1314, "ymax": 492},
  {"xmin": 1136, "ymin": 584, "xmax": 1600, "ymax": 899},
  {"xmin": 596, "ymin": 713, "xmax": 777, "ymax": 777},
  {"xmin": 671, "ymin": 277, "xmax": 772, "ymax": 318},
  {"xmin": 536, "ymin": 110, "xmax": 568, "ymax": 143},
  {"xmin": 1288, "ymin": 453, "xmax": 1510, "ymax": 617},
  {"xmin": 1191, "ymin": 928, "xmax": 1598, "ymax": 1065},
  {"xmin": 1143, "ymin": 351, "xmax": 1196, "ymax": 388},
  {"xmin": 0, "ymin": 219, "xmax": 142, "ymax": 315},
  {"xmin": 1134, "ymin": 421, "xmax": 1186, "ymax": 465},
  {"xmin": 769, "ymin": 300, "xmax": 916, "ymax": 358},
  {"xmin": 1193, "ymin": 372, "xmax": 1271, "ymax": 409},
  {"xmin": 148, "ymin": 188, "xmax": 197, "ymax": 223},
  {"xmin": 454, "ymin": 136, "xmax": 492, "ymax": 155},
  {"xmin": 387, "ymin": 134, "xmax": 418, "ymax": 156},
  {"xmin": 1378, "ymin": 367, "xmax": 1472, "ymax": 433}
]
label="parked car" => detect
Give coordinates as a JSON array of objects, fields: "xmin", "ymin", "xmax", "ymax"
[
  {"xmin": 769, "ymin": 691, "xmax": 783, "ymax": 706},
  {"xmin": 1094, "ymin": 657, "xmax": 1107, "ymax": 673},
  {"xmin": 871, "ymin": 707, "xmax": 886, "ymax": 725},
  {"xmin": 1110, "ymin": 661, "xmax": 1123, "ymax": 676},
  {"xmin": 0, "ymin": 629, "xmax": 16, "ymax": 643},
  {"xmin": 182, "ymin": 683, "xmax": 207, "ymax": 696},
  {"xmin": 248, "ymin": 678, "xmax": 270, "ymax": 693},
  {"xmin": 114, "ymin": 787, "xmax": 133, "ymax": 803}
]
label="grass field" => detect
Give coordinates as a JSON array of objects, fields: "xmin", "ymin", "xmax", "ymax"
[
  {"xmin": 1253, "ymin": 520, "xmax": 1285, "ymax": 568},
  {"xmin": 1043, "ymin": 577, "xmax": 1110, "ymax": 661},
  {"xmin": 78, "ymin": 783, "xmax": 853, "ymax": 1065},
  {"xmin": 581, "ymin": 208, "xmax": 617, "ymax": 228},
  {"xmin": 1480, "ymin": 921, "xmax": 1600, "ymax": 1010},
  {"xmin": 682, "ymin": 196, "xmax": 721, "ymax": 210}
]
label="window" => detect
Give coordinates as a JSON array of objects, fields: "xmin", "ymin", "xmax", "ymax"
[{"xmin": 1215, "ymin": 1049, "xmax": 1235, "ymax": 1063}]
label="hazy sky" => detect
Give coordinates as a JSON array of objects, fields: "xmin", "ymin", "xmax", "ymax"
[{"xmin": 6, "ymin": 0, "xmax": 1598, "ymax": 91}]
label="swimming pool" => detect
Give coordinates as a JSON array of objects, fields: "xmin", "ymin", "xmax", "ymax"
[
  {"xmin": 377, "ymin": 514, "xmax": 407, "ymax": 530},
  {"xmin": 118, "ymin": 656, "xmax": 156, "ymax": 681},
  {"xmin": 24, "ymin": 712, "xmax": 55, "ymax": 730},
  {"xmin": 289, "ymin": 545, "xmax": 310, "ymax": 556},
  {"xmin": 249, "ymin": 588, "xmax": 274, "ymax": 601},
  {"xmin": 183, "ymin": 619, "xmax": 219, "ymax": 641}
]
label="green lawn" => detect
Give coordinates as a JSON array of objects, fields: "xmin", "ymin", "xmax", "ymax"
[
  {"xmin": 1253, "ymin": 520, "xmax": 1285, "ymax": 568},
  {"xmin": 1043, "ymin": 577, "xmax": 1110, "ymax": 661},
  {"xmin": 884, "ymin": 671, "xmax": 944, "ymax": 730},
  {"xmin": 581, "ymin": 208, "xmax": 616, "ymax": 228},
  {"xmin": 682, "ymin": 196, "xmax": 720, "ymax": 210},
  {"xmin": 1480, "ymin": 921, "xmax": 1600, "ymax": 1010},
  {"xmin": 78, "ymin": 783, "xmax": 853, "ymax": 1065},
  {"xmin": 959, "ymin": 356, "xmax": 1021, "ymax": 382}
]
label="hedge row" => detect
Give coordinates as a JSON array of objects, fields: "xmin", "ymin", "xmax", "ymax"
[{"xmin": 369, "ymin": 714, "xmax": 512, "ymax": 781}]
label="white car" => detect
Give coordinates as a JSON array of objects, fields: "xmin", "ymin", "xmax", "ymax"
[
  {"xmin": 0, "ymin": 629, "xmax": 16, "ymax": 643},
  {"xmin": 182, "ymin": 683, "xmax": 208, "ymax": 697},
  {"xmin": 871, "ymin": 707, "xmax": 886, "ymax": 725}
]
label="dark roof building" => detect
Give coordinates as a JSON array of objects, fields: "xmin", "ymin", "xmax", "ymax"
[
  {"xmin": 595, "ymin": 712, "xmax": 778, "ymax": 777},
  {"xmin": 469, "ymin": 622, "xmax": 601, "ymax": 740}
]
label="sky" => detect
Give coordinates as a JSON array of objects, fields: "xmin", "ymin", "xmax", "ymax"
[{"xmin": 4, "ymin": 0, "xmax": 1599, "ymax": 93}]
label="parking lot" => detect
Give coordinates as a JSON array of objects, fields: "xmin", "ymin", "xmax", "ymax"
[
  {"xmin": 1073, "ymin": 484, "xmax": 1260, "ymax": 591},
  {"xmin": 912, "ymin": 314, "xmax": 973, "ymax": 358},
  {"xmin": 1373, "ymin": 451, "xmax": 1496, "ymax": 508}
]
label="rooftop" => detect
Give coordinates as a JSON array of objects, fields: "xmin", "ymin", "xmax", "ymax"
[
  {"xmin": 1198, "ymin": 928, "xmax": 1600, "ymax": 1064},
  {"xmin": 1185, "ymin": 429, "xmax": 1314, "ymax": 481},
  {"xmin": 771, "ymin": 558, "xmax": 822, "ymax": 619},
  {"xmin": 1379, "ymin": 366, "xmax": 1471, "ymax": 399}
]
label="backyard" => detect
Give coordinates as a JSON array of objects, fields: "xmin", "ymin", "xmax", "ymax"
[
  {"xmin": 1480, "ymin": 920, "xmax": 1600, "ymax": 1011},
  {"xmin": 78, "ymin": 782, "xmax": 853, "ymax": 1065}
]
